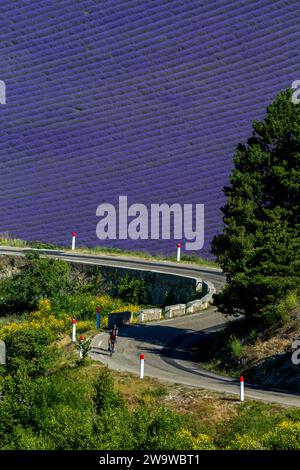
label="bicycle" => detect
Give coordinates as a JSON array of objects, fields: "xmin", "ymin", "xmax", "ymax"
[
  {"xmin": 108, "ymin": 338, "xmax": 117, "ymax": 357},
  {"xmin": 108, "ymin": 325, "xmax": 118, "ymax": 357}
]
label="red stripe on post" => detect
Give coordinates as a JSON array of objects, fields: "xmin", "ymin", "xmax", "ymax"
[
  {"xmin": 72, "ymin": 231, "xmax": 77, "ymax": 237},
  {"xmin": 140, "ymin": 354, "xmax": 145, "ymax": 360},
  {"xmin": 240, "ymin": 376, "xmax": 244, "ymax": 382},
  {"xmin": 72, "ymin": 319, "xmax": 76, "ymax": 324}
]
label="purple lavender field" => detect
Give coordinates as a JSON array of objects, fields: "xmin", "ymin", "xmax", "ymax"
[{"xmin": 0, "ymin": 0, "xmax": 299, "ymax": 258}]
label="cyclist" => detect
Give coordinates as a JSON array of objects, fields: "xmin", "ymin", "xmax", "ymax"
[{"xmin": 108, "ymin": 324, "xmax": 119, "ymax": 353}]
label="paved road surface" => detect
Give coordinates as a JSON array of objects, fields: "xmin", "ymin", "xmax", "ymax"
[
  {"xmin": 1, "ymin": 246, "xmax": 299, "ymax": 407},
  {"xmin": 0, "ymin": 246, "xmax": 225, "ymax": 291},
  {"xmin": 90, "ymin": 308, "xmax": 300, "ymax": 408}
]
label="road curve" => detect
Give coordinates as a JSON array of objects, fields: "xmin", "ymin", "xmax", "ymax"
[
  {"xmin": 90, "ymin": 310, "xmax": 300, "ymax": 408},
  {"xmin": 0, "ymin": 246, "xmax": 225, "ymax": 291},
  {"xmin": 1, "ymin": 246, "xmax": 299, "ymax": 407}
]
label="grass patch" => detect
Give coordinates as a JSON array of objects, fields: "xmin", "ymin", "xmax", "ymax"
[
  {"xmin": 74, "ymin": 246, "xmax": 219, "ymax": 267},
  {"xmin": 63, "ymin": 355, "xmax": 300, "ymax": 448},
  {"xmin": 0, "ymin": 233, "xmax": 219, "ymax": 268},
  {"xmin": 193, "ymin": 314, "xmax": 300, "ymax": 392},
  {"xmin": 215, "ymin": 400, "xmax": 289, "ymax": 449},
  {"xmin": 0, "ymin": 233, "xmax": 27, "ymax": 247},
  {"xmin": 2, "ymin": 325, "xmax": 300, "ymax": 450}
]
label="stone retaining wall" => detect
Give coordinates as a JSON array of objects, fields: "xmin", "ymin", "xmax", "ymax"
[
  {"xmin": 108, "ymin": 311, "xmax": 133, "ymax": 328},
  {"xmin": 135, "ymin": 279, "xmax": 216, "ymax": 323},
  {"xmin": 164, "ymin": 304, "xmax": 186, "ymax": 319},
  {"xmin": 136, "ymin": 308, "xmax": 162, "ymax": 322},
  {"xmin": 0, "ymin": 253, "xmax": 216, "ymax": 327},
  {"xmin": 96, "ymin": 265, "xmax": 201, "ymax": 306}
]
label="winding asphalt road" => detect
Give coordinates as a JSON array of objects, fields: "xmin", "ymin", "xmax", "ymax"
[{"xmin": 1, "ymin": 246, "xmax": 299, "ymax": 407}]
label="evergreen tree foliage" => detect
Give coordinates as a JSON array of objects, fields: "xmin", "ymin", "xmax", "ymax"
[{"xmin": 212, "ymin": 90, "xmax": 300, "ymax": 320}]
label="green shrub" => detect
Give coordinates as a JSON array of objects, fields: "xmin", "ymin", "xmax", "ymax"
[
  {"xmin": 118, "ymin": 275, "xmax": 147, "ymax": 304},
  {"xmin": 0, "ymin": 253, "xmax": 70, "ymax": 315},
  {"xmin": 263, "ymin": 290, "xmax": 300, "ymax": 325},
  {"xmin": 0, "ymin": 369, "xmax": 48, "ymax": 444},
  {"xmin": 215, "ymin": 402, "xmax": 280, "ymax": 449},
  {"xmin": 262, "ymin": 420, "xmax": 300, "ymax": 450},
  {"xmin": 40, "ymin": 405, "xmax": 95, "ymax": 449},
  {"xmin": 225, "ymin": 433, "xmax": 262, "ymax": 450},
  {"xmin": 136, "ymin": 406, "xmax": 185, "ymax": 450},
  {"xmin": 128, "ymin": 404, "xmax": 152, "ymax": 449},
  {"xmin": 52, "ymin": 292, "xmax": 95, "ymax": 320},
  {"xmin": 176, "ymin": 429, "xmax": 215, "ymax": 450},
  {"xmin": 93, "ymin": 408, "xmax": 134, "ymax": 450},
  {"xmin": 248, "ymin": 329, "xmax": 258, "ymax": 344},
  {"xmin": 1, "ymin": 425, "xmax": 53, "ymax": 450},
  {"xmin": 76, "ymin": 335, "xmax": 92, "ymax": 366},
  {"xmin": 229, "ymin": 335, "xmax": 245, "ymax": 360},
  {"xmin": 4, "ymin": 327, "xmax": 58, "ymax": 377},
  {"xmin": 27, "ymin": 241, "xmax": 63, "ymax": 250},
  {"xmin": 92, "ymin": 368, "xmax": 125, "ymax": 414}
]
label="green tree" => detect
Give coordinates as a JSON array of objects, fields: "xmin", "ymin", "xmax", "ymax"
[
  {"xmin": 0, "ymin": 369, "xmax": 41, "ymax": 447},
  {"xmin": 39, "ymin": 405, "xmax": 95, "ymax": 450},
  {"xmin": 92, "ymin": 368, "xmax": 125, "ymax": 414},
  {"xmin": 4, "ymin": 327, "xmax": 58, "ymax": 377},
  {"xmin": 93, "ymin": 408, "xmax": 134, "ymax": 450},
  {"xmin": 1, "ymin": 425, "xmax": 53, "ymax": 450},
  {"xmin": 0, "ymin": 253, "xmax": 70, "ymax": 315},
  {"xmin": 212, "ymin": 90, "xmax": 300, "ymax": 320}
]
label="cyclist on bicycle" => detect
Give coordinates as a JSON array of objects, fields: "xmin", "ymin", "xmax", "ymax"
[{"xmin": 108, "ymin": 324, "xmax": 119, "ymax": 352}]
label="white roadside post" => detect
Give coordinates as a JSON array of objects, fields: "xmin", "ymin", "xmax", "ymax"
[
  {"xmin": 72, "ymin": 319, "xmax": 77, "ymax": 342},
  {"xmin": 240, "ymin": 375, "xmax": 245, "ymax": 402},
  {"xmin": 139, "ymin": 354, "xmax": 145, "ymax": 379},
  {"xmin": 0, "ymin": 340, "xmax": 6, "ymax": 365},
  {"xmin": 176, "ymin": 243, "xmax": 181, "ymax": 262},
  {"xmin": 71, "ymin": 231, "xmax": 76, "ymax": 251}
]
